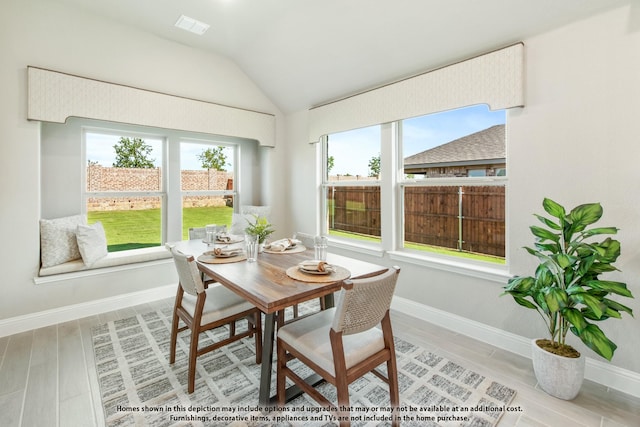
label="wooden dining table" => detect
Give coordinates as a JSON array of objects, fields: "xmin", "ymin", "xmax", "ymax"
[{"xmin": 170, "ymin": 238, "xmax": 388, "ymax": 406}]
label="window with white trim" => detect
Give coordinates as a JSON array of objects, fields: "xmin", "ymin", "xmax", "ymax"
[
  {"xmin": 322, "ymin": 105, "xmax": 507, "ymax": 264},
  {"xmin": 180, "ymin": 140, "xmax": 236, "ymax": 239},
  {"xmin": 84, "ymin": 129, "xmax": 166, "ymax": 252},
  {"xmin": 321, "ymin": 125, "xmax": 382, "ymax": 245}
]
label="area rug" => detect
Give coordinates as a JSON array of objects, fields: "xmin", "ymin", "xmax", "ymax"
[{"xmin": 91, "ymin": 301, "xmax": 516, "ymax": 427}]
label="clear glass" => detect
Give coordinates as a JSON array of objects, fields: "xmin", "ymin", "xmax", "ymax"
[
  {"xmin": 401, "ymin": 105, "xmax": 506, "ymax": 179},
  {"xmin": 205, "ymin": 224, "xmax": 217, "ymax": 244},
  {"xmin": 314, "ymin": 235, "xmax": 328, "ymax": 261},
  {"xmin": 326, "ymin": 125, "xmax": 381, "ymax": 180},
  {"xmin": 245, "ymin": 233, "xmax": 259, "ymax": 262}
]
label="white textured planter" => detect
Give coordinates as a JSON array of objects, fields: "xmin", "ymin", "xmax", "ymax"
[{"xmin": 531, "ymin": 339, "xmax": 585, "ymax": 400}]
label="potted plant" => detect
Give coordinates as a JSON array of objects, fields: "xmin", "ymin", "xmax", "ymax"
[
  {"xmin": 244, "ymin": 214, "xmax": 275, "ymax": 248},
  {"xmin": 502, "ymin": 198, "xmax": 634, "ymax": 400}
]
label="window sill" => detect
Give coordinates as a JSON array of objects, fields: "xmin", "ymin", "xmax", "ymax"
[
  {"xmin": 328, "ymin": 237, "xmax": 385, "ymax": 258},
  {"xmin": 387, "ymin": 250, "xmax": 510, "ymax": 284},
  {"xmin": 34, "ymin": 246, "xmax": 172, "ymax": 285}
]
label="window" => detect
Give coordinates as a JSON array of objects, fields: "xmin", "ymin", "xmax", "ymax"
[
  {"xmin": 401, "ymin": 105, "xmax": 506, "ymax": 262},
  {"xmin": 83, "ymin": 128, "xmax": 241, "ymax": 252},
  {"xmin": 322, "ymin": 125, "xmax": 381, "ymax": 244},
  {"xmin": 180, "ymin": 141, "xmax": 236, "ymax": 239},
  {"xmin": 321, "ymin": 105, "xmax": 506, "ymax": 263},
  {"xmin": 84, "ymin": 130, "xmax": 165, "ymax": 252}
]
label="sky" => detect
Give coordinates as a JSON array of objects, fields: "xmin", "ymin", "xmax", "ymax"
[
  {"xmin": 85, "ymin": 134, "xmax": 234, "ymax": 171},
  {"xmin": 86, "ymin": 104, "xmax": 504, "ymax": 176},
  {"xmin": 328, "ymin": 104, "xmax": 506, "ymax": 177}
]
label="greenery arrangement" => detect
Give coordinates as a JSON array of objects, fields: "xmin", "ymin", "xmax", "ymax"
[
  {"xmin": 244, "ymin": 214, "xmax": 275, "ymax": 244},
  {"xmin": 502, "ymin": 198, "xmax": 634, "ymax": 361}
]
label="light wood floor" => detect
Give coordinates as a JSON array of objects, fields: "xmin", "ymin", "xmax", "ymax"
[{"xmin": 0, "ymin": 297, "xmax": 638, "ymax": 427}]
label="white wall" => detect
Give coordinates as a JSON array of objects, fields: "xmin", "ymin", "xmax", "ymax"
[
  {"xmin": 286, "ymin": 4, "xmax": 640, "ymax": 377},
  {"xmin": 0, "ymin": 0, "xmax": 282, "ymax": 319}
]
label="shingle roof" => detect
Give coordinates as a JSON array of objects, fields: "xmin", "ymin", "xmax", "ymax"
[{"xmin": 404, "ymin": 124, "xmax": 505, "ymax": 167}]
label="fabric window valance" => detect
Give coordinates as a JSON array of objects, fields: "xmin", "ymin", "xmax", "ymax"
[
  {"xmin": 27, "ymin": 66, "xmax": 276, "ymax": 147},
  {"xmin": 309, "ymin": 43, "xmax": 524, "ymax": 143}
]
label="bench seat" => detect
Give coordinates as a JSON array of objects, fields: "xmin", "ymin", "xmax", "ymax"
[{"xmin": 38, "ymin": 246, "xmax": 171, "ymax": 277}]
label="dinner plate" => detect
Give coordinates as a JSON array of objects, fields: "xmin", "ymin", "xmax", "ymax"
[
  {"xmin": 299, "ymin": 266, "xmax": 333, "ymax": 275},
  {"xmin": 205, "ymin": 250, "xmax": 242, "ymax": 258}
]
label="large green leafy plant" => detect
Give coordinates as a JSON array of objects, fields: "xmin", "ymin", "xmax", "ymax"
[{"xmin": 503, "ymin": 198, "xmax": 634, "ymax": 361}]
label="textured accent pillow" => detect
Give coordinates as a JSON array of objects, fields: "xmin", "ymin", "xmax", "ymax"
[
  {"xmin": 40, "ymin": 214, "xmax": 86, "ymax": 268},
  {"xmin": 76, "ymin": 221, "xmax": 108, "ymax": 266}
]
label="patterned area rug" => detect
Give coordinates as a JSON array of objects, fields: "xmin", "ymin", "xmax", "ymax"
[{"xmin": 91, "ymin": 301, "xmax": 516, "ymax": 426}]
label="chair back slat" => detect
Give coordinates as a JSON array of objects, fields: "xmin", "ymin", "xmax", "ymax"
[
  {"xmin": 171, "ymin": 247, "xmax": 205, "ymax": 296},
  {"xmin": 332, "ymin": 267, "xmax": 400, "ymax": 335},
  {"xmin": 188, "ymin": 227, "xmax": 206, "ymax": 240}
]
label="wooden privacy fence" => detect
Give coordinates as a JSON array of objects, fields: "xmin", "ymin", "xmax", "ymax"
[{"xmin": 328, "ymin": 185, "xmax": 505, "ymax": 257}]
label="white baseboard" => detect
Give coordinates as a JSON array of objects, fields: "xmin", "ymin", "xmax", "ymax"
[
  {"xmin": 391, "ymin": 295, "xmax": 640, "ymax": 399},
  {"xmin": 0, "ymin": 284, "xmax": 176, "ymax": 338}
]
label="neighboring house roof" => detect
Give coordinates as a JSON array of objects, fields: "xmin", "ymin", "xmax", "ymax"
[{"xmin": 404, "ymin": 124, "xmax": 505, "ymax": 169}]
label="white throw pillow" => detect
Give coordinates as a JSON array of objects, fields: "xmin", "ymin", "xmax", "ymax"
[
  {"xmin": 40, "ymin": 214, "xmax": 86, "ymax": 268},
  {"xmin": 76, "ymin": 221, "xmax": 108, "ymax": 266}
]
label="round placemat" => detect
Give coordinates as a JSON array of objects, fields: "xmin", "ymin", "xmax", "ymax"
[
  {"xmin": 263, "ymin": 245, "xmax": 307, "ymax": 254},
  {"xmin": 285, "ymin": 265, "xmax": 350, "ymax": 283},
  {"xmin": 197, "ymin": 253, "xmax": 247, "ymax": 264}
]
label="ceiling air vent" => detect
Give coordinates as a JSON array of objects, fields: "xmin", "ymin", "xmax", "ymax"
[{"xmin": 174, "ymin": 15, "xmax": 210, "ymax": 35}]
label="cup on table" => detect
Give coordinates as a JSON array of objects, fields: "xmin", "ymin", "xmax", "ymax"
[
  {"xmin": 245, "ymin": 234, "xmax": 259, "ymax": 262},
  {"xmin": 314, "ymin": 235, "xmax": 328, "ymax": 261},
  {"xmin": 205, "ymin": 224, "xmax": 217, "ymax": 244}
]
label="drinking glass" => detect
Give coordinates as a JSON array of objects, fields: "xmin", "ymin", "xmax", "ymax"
[
  {"xmin": 314, "ymin": 235, "xmax": 328, "ymax": 261},
  {"xmin": 205, "ymin": 224, "xmax": 217, "ymax": 244},
  {"xmin": 245, "ymin": 234, "xmax": 259, "ymax": 262}
]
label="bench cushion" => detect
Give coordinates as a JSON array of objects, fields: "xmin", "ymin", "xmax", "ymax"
[{"xmin": 38, "ymin": 246, "xmax": 171, "ymax": 276}]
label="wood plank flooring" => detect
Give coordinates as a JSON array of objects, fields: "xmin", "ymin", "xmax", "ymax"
[{"xmin": 0, "ymin": 297, "xmax": 638, "ymax": 426}]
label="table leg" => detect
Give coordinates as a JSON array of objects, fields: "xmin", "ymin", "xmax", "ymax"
[{"xmin": 258, "ymin": 312, "xmax": 277, "ymax": 407}]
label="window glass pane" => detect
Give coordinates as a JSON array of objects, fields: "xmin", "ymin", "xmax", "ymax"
[
  {"xmin": 325, "ymin": 185, "xmax": 381, "ymax": 243},
  {"xmin": 85, "ymin": 131, "xmax": 164, "ymax": 252},
  {"xmin": 180, "ymin": 142, "xmax": 235, "ymax": 239},
  {"xmin": 86, "ymin": 132, "xmax": 162, "ymax": 191},
  {"xmin": 180, "ymin": 142, "xmax": 234, "ymax": 191},
  {"xmin": 401, "ymin": 105, "xmax": 506, "ymax": 263},
  {"xmin": 181, "ymin": 196, "xmax": 234, "ymax": 240},
  {"xmin": 403, "ymin": 185, "xmax": 505, "ymax": 262},
  {"xmin": 327, "ymin": 125, "xmax": 381, "ymax": 180},
  {"xmin": 402, "ymin": 105, "xmax": 505, "ymax": 179},
  {"xmin": 87, "ymin": 196, "xmax": 162, "ymax": 252}
]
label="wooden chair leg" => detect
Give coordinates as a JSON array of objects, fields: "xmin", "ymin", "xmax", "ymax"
[
  {"xmin": 187, "ymin": 326, "xmax": 200, "ymax": 394},
  {"xmin": 169, "ymin": 287, "xmax": 182, "ymax": 364},
  {"xmin": 276, "ymin": 339, "xmax": 287, "ymax": 406}
]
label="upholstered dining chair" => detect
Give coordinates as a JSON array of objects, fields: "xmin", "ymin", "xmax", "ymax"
[
  {"xmin": 170, "ymin": 247, "xmax": 262, "ymax": 393},
  {"xmin": 188, "ymin": 227, "xmax": 206, "ymax": 240},
  {"xmin": 186, "ymin": 227, "xmax": 216, "ymax": 286},
  {"xmin": 276, "ymin": 266, "xmax": 401, "ymax": 427}
]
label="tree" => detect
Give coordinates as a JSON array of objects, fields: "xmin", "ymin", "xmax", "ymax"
[
  {"xmin": 368, "ymin": 154, "xmax": 380, "ymax": 178},
  {"xmin": 112, "ymin": 137, "xmax": 155, "ymax": 168},
  {"xmin": 327, "ymin": 155, "xmax": 335, "ymax": 174},
  {"xmin": 197, "ymin": 146, "xmax": 227, "ymax": 171}
]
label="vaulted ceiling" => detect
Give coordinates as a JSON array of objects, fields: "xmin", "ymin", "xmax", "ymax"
[{"xmin": 50, "ymin": 0, "xmax": 631, "ymax": 113}]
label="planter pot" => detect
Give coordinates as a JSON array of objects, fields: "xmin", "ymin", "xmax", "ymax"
[{"xmin": 531, "ymin": 338, "xmax": 585, "ymax": 400}]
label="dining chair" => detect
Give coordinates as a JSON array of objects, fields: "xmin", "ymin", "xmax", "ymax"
[
  {"xmin": 170, "ymin": 247, "xmax": 263, "ymax": 393},
  {"xmin": 188, "ymin": 227, "xmax": 206, "ymax": 240},
  {"xmin": 276, "ymin": 266, "xmax": 401, "ymax": 426},
  {"xmin": 186, "ymin": 227, "xmax": 217, "ymax": 286}
]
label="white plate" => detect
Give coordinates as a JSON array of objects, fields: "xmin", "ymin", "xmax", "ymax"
[
  {"xmin": 205, "ymin": 250, "xmax": 242, "ymax": 258},
  {"xmin": 299, "ymin": 266, "xmax": 334, "ymax": 275}
]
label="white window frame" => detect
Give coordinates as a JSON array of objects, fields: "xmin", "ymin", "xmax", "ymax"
[{"xmin": 82, "ymin": 127, "xmax": 168, "ymax": 250}]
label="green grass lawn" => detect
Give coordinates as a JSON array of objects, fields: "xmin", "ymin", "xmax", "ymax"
[
  {"xmin": 88, "ymin": 206, "xmax": 233, "ymax": 251},
  {"xmin": 90, "ymin": 207, "xmax": 504, "ymax": 264},
  {"xmin": 329, "ymin": 229, "xmax": 505, "ymax": 264}
]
